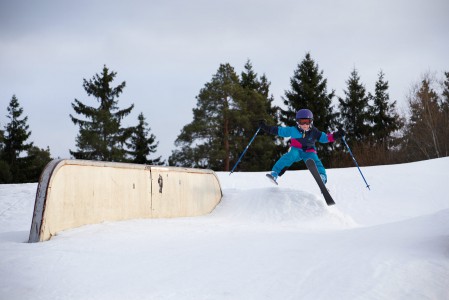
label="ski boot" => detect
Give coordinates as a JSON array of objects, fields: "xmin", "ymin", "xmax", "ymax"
[{"xmin": 266, "ymin": 171, "xmax": 278, "ymax": 185}]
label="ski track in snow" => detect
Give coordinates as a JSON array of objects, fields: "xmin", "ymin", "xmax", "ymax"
[{"xmin": 1, "ymin": 158, "xmax": 449, "ymax": 300}]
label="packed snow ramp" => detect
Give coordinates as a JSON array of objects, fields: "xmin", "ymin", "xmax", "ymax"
[{"xmin": 28, "ymin": 159, "xmax": 222, "ymax": 242}]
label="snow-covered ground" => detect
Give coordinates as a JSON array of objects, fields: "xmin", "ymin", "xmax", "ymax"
[{"xmin": 1, "ymin": 158, "xmax": 448, "ymax": 300}]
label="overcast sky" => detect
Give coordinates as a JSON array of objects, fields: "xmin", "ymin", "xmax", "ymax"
[{"xmin": 1, "ymin": 0, "xmax": 448, "ymax": 161}]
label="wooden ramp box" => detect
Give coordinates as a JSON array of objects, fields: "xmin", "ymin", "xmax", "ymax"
[{"xmin": 29, "ymin": 160, "xmax": 222, "ymax": 242}]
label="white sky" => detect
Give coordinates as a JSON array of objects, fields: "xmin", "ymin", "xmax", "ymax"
[{"xmin": 1, "ymin": 0, "xmax": 448, "ymax": 161}]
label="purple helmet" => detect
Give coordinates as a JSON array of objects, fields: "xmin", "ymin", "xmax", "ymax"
[{"xmin": 296, "ymin": 109, "xmax": 313, "ymax": 120}]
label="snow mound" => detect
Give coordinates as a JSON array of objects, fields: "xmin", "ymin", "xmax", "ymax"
[{"xmin": 212, "ymin": 187, "xmax": 357, "ymax": 230}]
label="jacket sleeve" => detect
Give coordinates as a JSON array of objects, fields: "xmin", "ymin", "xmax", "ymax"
[
  {"xmin": 319, "ymin": 132, "xmax": 337, "ymax": 143},
  {"xmin": 266, "ymin": 126, "xmax": 278, "ymax": 135},
  {"xmin": 259, "ymin": 124, "xmax": 279, "ymax": 135},
  {"xmin": 277, "ymin": 127, "xmax": 301, "ymax": 138}
]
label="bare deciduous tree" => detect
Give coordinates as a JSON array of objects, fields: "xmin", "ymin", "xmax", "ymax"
[{"xmin": 402, "ymin": 73, "xmax": 447, "ymax": 161}]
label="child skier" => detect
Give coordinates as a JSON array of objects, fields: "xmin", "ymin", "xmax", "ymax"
[{"xmin": 259, "ymin": 108, "xmax": 345, "ymax": 185}]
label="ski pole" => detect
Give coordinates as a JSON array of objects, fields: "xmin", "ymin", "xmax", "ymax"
[
  {"xmin": 229, "ymin": 127, "xmax": 261, "ymax": 175},
  {"xmin": 341, "ymin": 136, "xmax": 371, "ymax": 190}
]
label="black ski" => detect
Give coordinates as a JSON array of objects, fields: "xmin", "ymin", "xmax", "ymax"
[{"xmin": 305, "ymin": 159, "xmax": 335, "ymax": 206}]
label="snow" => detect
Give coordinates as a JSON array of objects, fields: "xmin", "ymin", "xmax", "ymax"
[{"xmin": 1, "ymin": 158, "xmax": 449, "ymax": 300}]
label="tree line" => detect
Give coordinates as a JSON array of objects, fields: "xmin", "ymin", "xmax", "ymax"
[
  {"xmin": 170, "ymin": 53, "xmax": 449, "ymax": 171},
  {"xmin": 1, "ymin": 65, "xmax": 163, "ymax": 183},
  {"xmin": 1, "ymin": 54, "xmax": 448, "ymax": 183}
]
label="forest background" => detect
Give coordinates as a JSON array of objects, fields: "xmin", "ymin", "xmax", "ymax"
[{"xmin": 1, "ymin": 53, "xmax": 448, "ymax": 183}]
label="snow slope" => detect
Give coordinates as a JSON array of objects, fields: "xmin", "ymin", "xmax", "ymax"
[{"xmin": 1, "ymin": 158, "xmax": 449, "ymax": 300}]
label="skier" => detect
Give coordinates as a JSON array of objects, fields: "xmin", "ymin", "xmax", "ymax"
[{"xmin": 259, "ymin": 108, "xmax": 345, "ymax": 185}]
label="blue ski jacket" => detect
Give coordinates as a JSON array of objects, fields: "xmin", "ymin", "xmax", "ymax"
[{"xmin": 277, "ymin": 126, "xmax": 336, "ymax": 153}]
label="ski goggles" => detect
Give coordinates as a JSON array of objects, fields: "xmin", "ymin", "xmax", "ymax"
[{"xmin": 297, "ymin": 119, "xmax": 312, "ymax": 125}]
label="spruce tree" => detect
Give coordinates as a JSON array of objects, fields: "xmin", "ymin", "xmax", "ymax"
[
  {"xmin": 235, "ymin": 60, "xmax": 280, "ymax": 171},
  {"xmin": 0, "ymin": 160, "xmax": 12, "ymax": 183},
  {"xmin": 0, "ymin": 126, "xmax": 4, "ymax": 158},
  {"xmin": 240, "ymin": 60, "xmax": 259, "ymax": 90},
  {"xmin": 280, "ymin": 52, "xmax": 336, "ymax": 167},
  {"xmin": 128, "ymin": 113, "xmax": 164, "ymax": 165},
  {"xmin": 369, "ymin": 70, "xmax": 403, "ymax": 149},
  {"xmin": 281, "ymin": 53, "xmax": 336, "ymax": 130},
  {"xmin": 0, "ymin": 114, "xmax": 12, "ymax": 183},
  {"xmin": 2, "ymin": 95, "xmax": 33, "ymax": 182},
  {"xmin": 70, "ymin": 65, "xmax": 134, "ymax": 162},
  {"xmin": 338, "ymin": 68, "xmax": 372, "ymax": 145},
  {"xmin": 27, "ymin": 146, "xmax": 52, "ymax": 182}
]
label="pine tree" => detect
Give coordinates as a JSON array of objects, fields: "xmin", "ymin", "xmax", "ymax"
[
  {"xmin": 169, "ymin": 62, "xmax": 278, "ymax": 171},
  {"xmin": 128, "ymin": 113, "xmax": 164, "ymax": 165},
  {"xmin": 338, "ymin": 68, "xmax": 372, "ymax": 144},
  {"xmin": 1, "ymin": 95, "xmax": 33, "ymax": 182},
  {"xmin": 170, "ymin": 63, "xmax": 243, "ymax": 170},
  {"xmin": 70, "ymin": 65, "xmax": 134, "ymax": 162},
  {"xmin": 369, "ymin": 70, "xmax": 403, "ymax": 148}
]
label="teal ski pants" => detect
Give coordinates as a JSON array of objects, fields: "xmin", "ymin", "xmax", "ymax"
[{"xmin": 272, "ymin": 147, "xmax": 327, "ymax": 182}]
